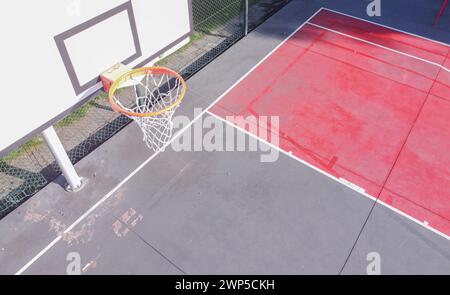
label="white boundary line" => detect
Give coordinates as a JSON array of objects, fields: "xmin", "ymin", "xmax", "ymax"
[
  {"xmin": 307, "ymin": 22, "xmax": 450, "ymax": 73},
  {"xmin": 305, "ymin": 9, "xmax": 450, "ymax": 239},
  {"xmin": 207, "ymin": 111, "xmax": 376, "ymax": 202},
  {"xmin": 15, "ymin": 7, "xmax": 324, "ymax": 276},
  {"xmin": 322, "ymin": 8, "xmax": 450, "ymax": 47},
  {"xmin": 206, "ymin": 111, "xmax": 450, "ymax": 241}
]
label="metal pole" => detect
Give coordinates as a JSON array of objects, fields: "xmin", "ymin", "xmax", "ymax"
[
  {"xmin": 42, "ymin": 126, "xmax": 83, "ymax": 192},
  {"xmin": 244, "ymin": 0, "xmax": 249, "ymax": 35}
]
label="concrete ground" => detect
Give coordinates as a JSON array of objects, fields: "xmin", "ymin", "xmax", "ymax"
[{"xmin": 0, "ymin": 0, "xmax": 449, "ymax": 275}]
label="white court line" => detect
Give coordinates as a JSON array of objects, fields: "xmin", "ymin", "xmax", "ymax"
[
  {"xmin": 15, "ymin": 7, "xmax": 325, "ymax": 276},
  {"xmin": 307, "ymin": 22, "xmax": 450, "ymax": 73},
  {"xmin": 206, "ymin": 111, "xmax": 450, "ymax": 242},
  {"xmin": 322, "ymin": 7, "xmax": 450, "ymax": 47}
]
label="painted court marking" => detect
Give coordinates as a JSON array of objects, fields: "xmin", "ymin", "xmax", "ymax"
[
  {"xmin": 205, "ymin": 111, "xmax": 449, "ymax": 241},
  {"xmin": 324, "ymin": 8, "xmax": 450, "ymax": 47},
  {"xmin": 210, "ymin": 9, "xmax": 450, "ymax": 238},
  {"xmin": 15, "ymin": 7, "xmax": 450, "ymax": 275}
]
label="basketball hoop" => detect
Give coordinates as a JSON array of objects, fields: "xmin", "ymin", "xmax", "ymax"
[{"xmin": 107, "ymin": 67, "xmax": 187, "ymax": 151}]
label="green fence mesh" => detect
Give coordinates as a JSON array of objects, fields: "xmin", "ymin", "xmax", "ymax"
[{"xmin": 0, "ymin": 0, "xmax": 291, "ymax": 218}]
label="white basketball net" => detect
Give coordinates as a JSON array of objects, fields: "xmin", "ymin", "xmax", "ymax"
[{"xmin": 110, "ymin": 68, "xmax": 186, "ymax": 152}]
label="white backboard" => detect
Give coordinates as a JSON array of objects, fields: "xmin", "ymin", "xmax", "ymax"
[
  {"xmin": 0, "ymin": 0, "xmax": 192, "ymax": 155},
  {"xmin": 65, "ymin": 10, "xmax": 136, "ymax": 86}
]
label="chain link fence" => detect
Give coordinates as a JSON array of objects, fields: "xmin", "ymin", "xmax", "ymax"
[{"xmin": 0, "ymin": 0, "xmax": 291, "ymax": 218}]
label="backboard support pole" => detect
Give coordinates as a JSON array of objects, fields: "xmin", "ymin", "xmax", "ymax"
[
  {"xmin": 42, "ymin": 126, "xmax": 84, "ymax": 192},
  {"xmin": 244, "ymin": 0, "xmax": 249, "ymax": 35}
]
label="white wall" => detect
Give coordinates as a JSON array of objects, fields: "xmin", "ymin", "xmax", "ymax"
[{"xmin": 0, "ymin": 0, "xmax": 191, "ymax": 152}]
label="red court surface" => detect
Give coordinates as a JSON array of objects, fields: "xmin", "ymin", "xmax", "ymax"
[{"xmin": 210, "ymin": 10, "xmax": 450, "ymax": 237}]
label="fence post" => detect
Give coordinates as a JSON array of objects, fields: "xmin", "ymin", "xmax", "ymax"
[
  {"xmin": 42, "ymin": 126, "xmax": 84, "ymax": 192},
  {"xmin": 244, "ymin": 0, "xmax": 249, "ymax": 35}
]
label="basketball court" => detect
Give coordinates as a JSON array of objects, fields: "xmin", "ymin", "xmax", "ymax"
[{"xmin": 0, "ymin": 1, "xmax": 449, "ymax": 275}]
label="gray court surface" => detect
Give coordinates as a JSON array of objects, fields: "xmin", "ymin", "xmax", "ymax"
[{"xmin": 0, "ymin": 0, "xmax": 449, "ymax": 275}]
